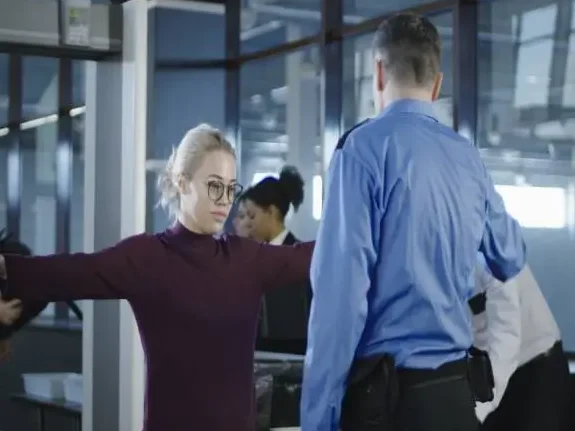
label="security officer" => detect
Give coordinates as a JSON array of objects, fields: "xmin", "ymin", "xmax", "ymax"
[
  {"xmin": 300, "ymin": 13, "xmax": 526, "ymax": 431},
  {"xmin": 473, "ymin": 262, "xmax": 570, "ymax": 430}
]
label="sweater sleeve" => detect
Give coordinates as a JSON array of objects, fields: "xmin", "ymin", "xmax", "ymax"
[{"xmin": 1, "ymin": 235, "xmax": 154, "ymax": 302}]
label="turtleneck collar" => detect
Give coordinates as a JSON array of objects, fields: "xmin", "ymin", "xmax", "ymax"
[{"xmin": 164, "ymin": 221, "xmax": 219, "ymax": 243}]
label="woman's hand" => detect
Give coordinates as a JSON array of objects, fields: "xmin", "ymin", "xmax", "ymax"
[
  {"xmin": 0, "ymin": 254, "xmax": 21, "ymax": 325},
  {"xmin": 0, "ymin": 295, "xmax": 22, "ymax": 325}
]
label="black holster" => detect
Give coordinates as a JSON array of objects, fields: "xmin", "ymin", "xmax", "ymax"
[
  {"xmin": 340, "ymin": 354, "xmax": 399, "ymax": 431},
  {"xmin": 467, "ymin": 346, "xmax": 494, "ymax": 402}
]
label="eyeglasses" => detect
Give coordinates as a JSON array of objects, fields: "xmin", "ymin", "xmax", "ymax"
[{"xmin": 206, "ymin": 180, "xmax": 243, "ymax": 204}]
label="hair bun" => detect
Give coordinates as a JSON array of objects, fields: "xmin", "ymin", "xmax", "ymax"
[{"xmin": 278, "ymin": 165, "xmax": 305, "ymax": 211}]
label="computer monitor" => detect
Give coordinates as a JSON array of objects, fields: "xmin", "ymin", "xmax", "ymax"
[{"xmin": 255, "ymin": 282, "xmax": 311, "ymax": 355}]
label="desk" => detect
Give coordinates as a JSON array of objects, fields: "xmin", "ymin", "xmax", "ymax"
[
  {"xmin": 255, "ymin": 351, "xmax": 305, "ymax": 362},
  {"xmin": 10, "ymin": 393, "xmax": 81, "ymax": 431}
]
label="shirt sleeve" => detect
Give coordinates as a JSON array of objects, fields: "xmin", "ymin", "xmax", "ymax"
[
  {"xmin": 479, "ymin": 168, "xmax": 526, "ymax": 282},
  {"xmin": 301, "ymin": 148, "xmax": 380, "ymax": 431},
  {"xmin": 474, "ymin": 267, "xmax": 521, "ymax": 422},
  {"xmin": 1, "ymin": 235, "xmax": 153, "ymax": 302}
]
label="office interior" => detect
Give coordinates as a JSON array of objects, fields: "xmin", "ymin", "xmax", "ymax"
[{"xmin": 0, "ymin": 0, "xmax": 575, "ymax": 429}]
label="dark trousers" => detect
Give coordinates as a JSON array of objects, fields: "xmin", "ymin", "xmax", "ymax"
[
  {"xmin": 396, "ymin": 360, "xmax": 479, "ymax": 431},
  {"xmin": 482, "ymin": 341, "xmax": 570, "ymax": 431}
]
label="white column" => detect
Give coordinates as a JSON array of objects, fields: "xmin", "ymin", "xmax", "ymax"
[
  {"xmin": 82, "ymin": 1, "xmax": 149, "ymax": 430},
  {"xmin": 285, "ymin": 25, "xmax": 321, "ymax": 240}
]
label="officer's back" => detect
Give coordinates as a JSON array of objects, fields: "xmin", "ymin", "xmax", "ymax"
[
  {"xmin": 300, "ymin": 12, "xmax": 526, "ymax": 431},
  {"xmin": 351, "ymin": 103, "xmax": 489, "ymax": 367}
]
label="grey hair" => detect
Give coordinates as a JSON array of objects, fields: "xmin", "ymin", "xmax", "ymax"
[{"xmin": 157, "ymin": 123, "xmax": 236, "ymax": 218}]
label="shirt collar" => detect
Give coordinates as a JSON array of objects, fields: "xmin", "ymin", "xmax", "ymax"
[
  {"xmin": 269, "ymin": 229, "xmax": 289, "ymax": 245},
  {"xmin": 379, "ymin": 98, "xmax": 438, "ymax": 123}
]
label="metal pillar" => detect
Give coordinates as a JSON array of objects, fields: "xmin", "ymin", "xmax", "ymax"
[
  {"xmin": 285, "ymin": 26, "xmax": 321, "ymax": 240},
  {"xmin": 82, "ymin": 1, "xmax": 149, "ymax": 430}
]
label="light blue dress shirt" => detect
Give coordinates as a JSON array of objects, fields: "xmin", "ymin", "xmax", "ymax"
[{"xmin": 300, "ymin": 99, "xmax": 526, "ymax": 431}]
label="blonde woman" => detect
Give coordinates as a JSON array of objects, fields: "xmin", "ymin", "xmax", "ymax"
[{"xmin": 0, "ymin": 124, "xmax": 314, "ymax": 431}]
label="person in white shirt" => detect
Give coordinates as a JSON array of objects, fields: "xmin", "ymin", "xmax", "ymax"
[{"xmin": 472, "ymin": 261, "xmax": 570, "ymax": 430}]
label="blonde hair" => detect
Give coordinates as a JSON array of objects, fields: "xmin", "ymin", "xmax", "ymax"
[{"xmin": 157, "ymin": 123, "xmax": 236, "ymax": 217}]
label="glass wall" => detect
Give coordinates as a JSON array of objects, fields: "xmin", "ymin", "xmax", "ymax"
[
  {"xmin": 71, "ymin": 60, "xmax": 86, "ymax": 254},
  {"xmin": 0, "ymin": 54, "xmax": 86, "ymax": 321},
  {"xmin": 343, "ymin": 0, "xmax": 442, "ymax": 22},
  {"xmin": 240, "ymin": 0, "xmax": 322, "ymax": 54},
  {"xmin": 478, "ymin": 0, "xmax": 575, "ymax": 349},
  {"xmin": 239, "ymin": 47, "xmax": 322, "ymax": 239},
  {"xmin": 20, "ymin": 56, "xmax": 59, "ymax": 257},
  {"xmin": 0, "ymin": 53, "xmax": 8, "ymax": 230},
  {"xmin": 0, "ymin": 144, "xmax": 6, "ymax": 231}
]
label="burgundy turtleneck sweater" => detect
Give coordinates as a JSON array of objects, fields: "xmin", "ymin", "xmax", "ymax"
[{"xmin": 1, "ymin": 223, "xmax": 314, "ymax": 431}]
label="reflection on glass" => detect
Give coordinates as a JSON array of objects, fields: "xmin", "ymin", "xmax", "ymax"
[
  {"xmin": 21, "ymin": 123, "xmax": 58, "ymax": 317},
  {"xmin": 0, "ymin": 53, "xmax": 8, "ymax": 231},
  {"xmin": 71, "ymin": 115, "xmax": 84, "ymax": 253},
  {"xmin": 342, "ymin": 12, "xmax": 454, "ymax": 131},
  {"xmin": 479, "ymin": 0, "xmax": 575, "ymax": 350},
  {"xmin": 514, "ymin": 39, "xmax": 554, "ymax": 108},
  {"xmin": 71, "ymin": 60, "xmax": 85, "ymax": 253},
  {"xmin": 22, "ymin": 56, "xmax": 58, "ymax": 121},
  {"xmin": 0, "ymin": 143, "xmax": 6, "ymax": 229},
  {"xmin": 343, "ymin": 0, "xmax": 440, "ymax": 25},
  {"xmin": 22, "ymin": 55, "xmax": 59, "ymax": 318},
  {"xmin": 519, "ymin": 4, "xmax": 557, "ymax": 41},
  {"xmin": 20, "ymin": 123, "xmax": 57, "ymax": 255},
  {"xmin": 240, "ymin": 0, "xmax": 321, "ymax": 54},
  {"xmin": 564, "ymin": 34, "xmax": 575, "ymax": 107},
  {"xmin": 70, "ymin": 114, "xmax": 85, "ymax": 317},
  {"xmin": 240, "ymin": 47, "xmax": 321, "ymax": 240},
  {"xmin": 0, "ymin": 54, "xmax": 8, "ymax": 126}
]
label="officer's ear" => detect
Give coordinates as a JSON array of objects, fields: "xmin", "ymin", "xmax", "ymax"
[
  {"xmin": 431, "ymin": 72, "xmax": 443, "ymax": 101},
  {"xmin": 374, "ymin": 58, "xmax": 386, "ymax": 93}
]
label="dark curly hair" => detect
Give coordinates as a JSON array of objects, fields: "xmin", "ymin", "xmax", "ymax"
[{"xmin": 239, "ymin": 165, "xmax": 305, "ymax": 221}]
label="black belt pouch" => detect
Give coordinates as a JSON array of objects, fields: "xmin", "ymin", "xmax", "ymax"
[
  {"xmin": 467, "ymin": 346, "xmax": 495, "ymax": 402},
  {"xmin": 340, "ymin": 354, "xmax": 399, "ymax": 431}
]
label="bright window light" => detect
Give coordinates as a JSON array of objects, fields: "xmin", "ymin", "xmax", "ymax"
[
  {"xmin": 519, "ymin": 5, "xmax": 557, "ymax": 41},
  {"xmin": 251, "ymin": 172, "xmax": 277, "ymax": 185},
  {"xmin": 312, "ymin": 175, "xmax": 322, "ymax": 221},
  {"xmin": 514, "ymin": 39, "xmax": 553, "ymax": 108},
  {"xmin": 495, "ymin": 185, "xmax": 566, "ymax": 229}
]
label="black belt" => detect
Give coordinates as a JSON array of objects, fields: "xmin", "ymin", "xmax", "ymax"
[{"xmin": 398, "ymin": 357, "xmax": 468, "ymax": 389}]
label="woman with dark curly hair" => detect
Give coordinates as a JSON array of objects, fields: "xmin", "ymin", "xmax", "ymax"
[{"xmin": 238, "ymin": 166, "xmax": 311, "ymax": 355}]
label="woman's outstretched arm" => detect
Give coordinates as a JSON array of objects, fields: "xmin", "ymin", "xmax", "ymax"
[
  {"xmin": 236, "ymin": 239, "xmax": 314, "ymax": 291},
  {"xmin": 0, "ymin": 234, "xmax": 157, "ymax": 302}
]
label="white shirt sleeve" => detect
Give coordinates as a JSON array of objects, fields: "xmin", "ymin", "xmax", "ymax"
[{"xmin": 474, "ymin": 268, "xmax": 522, "ymax": 422}]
